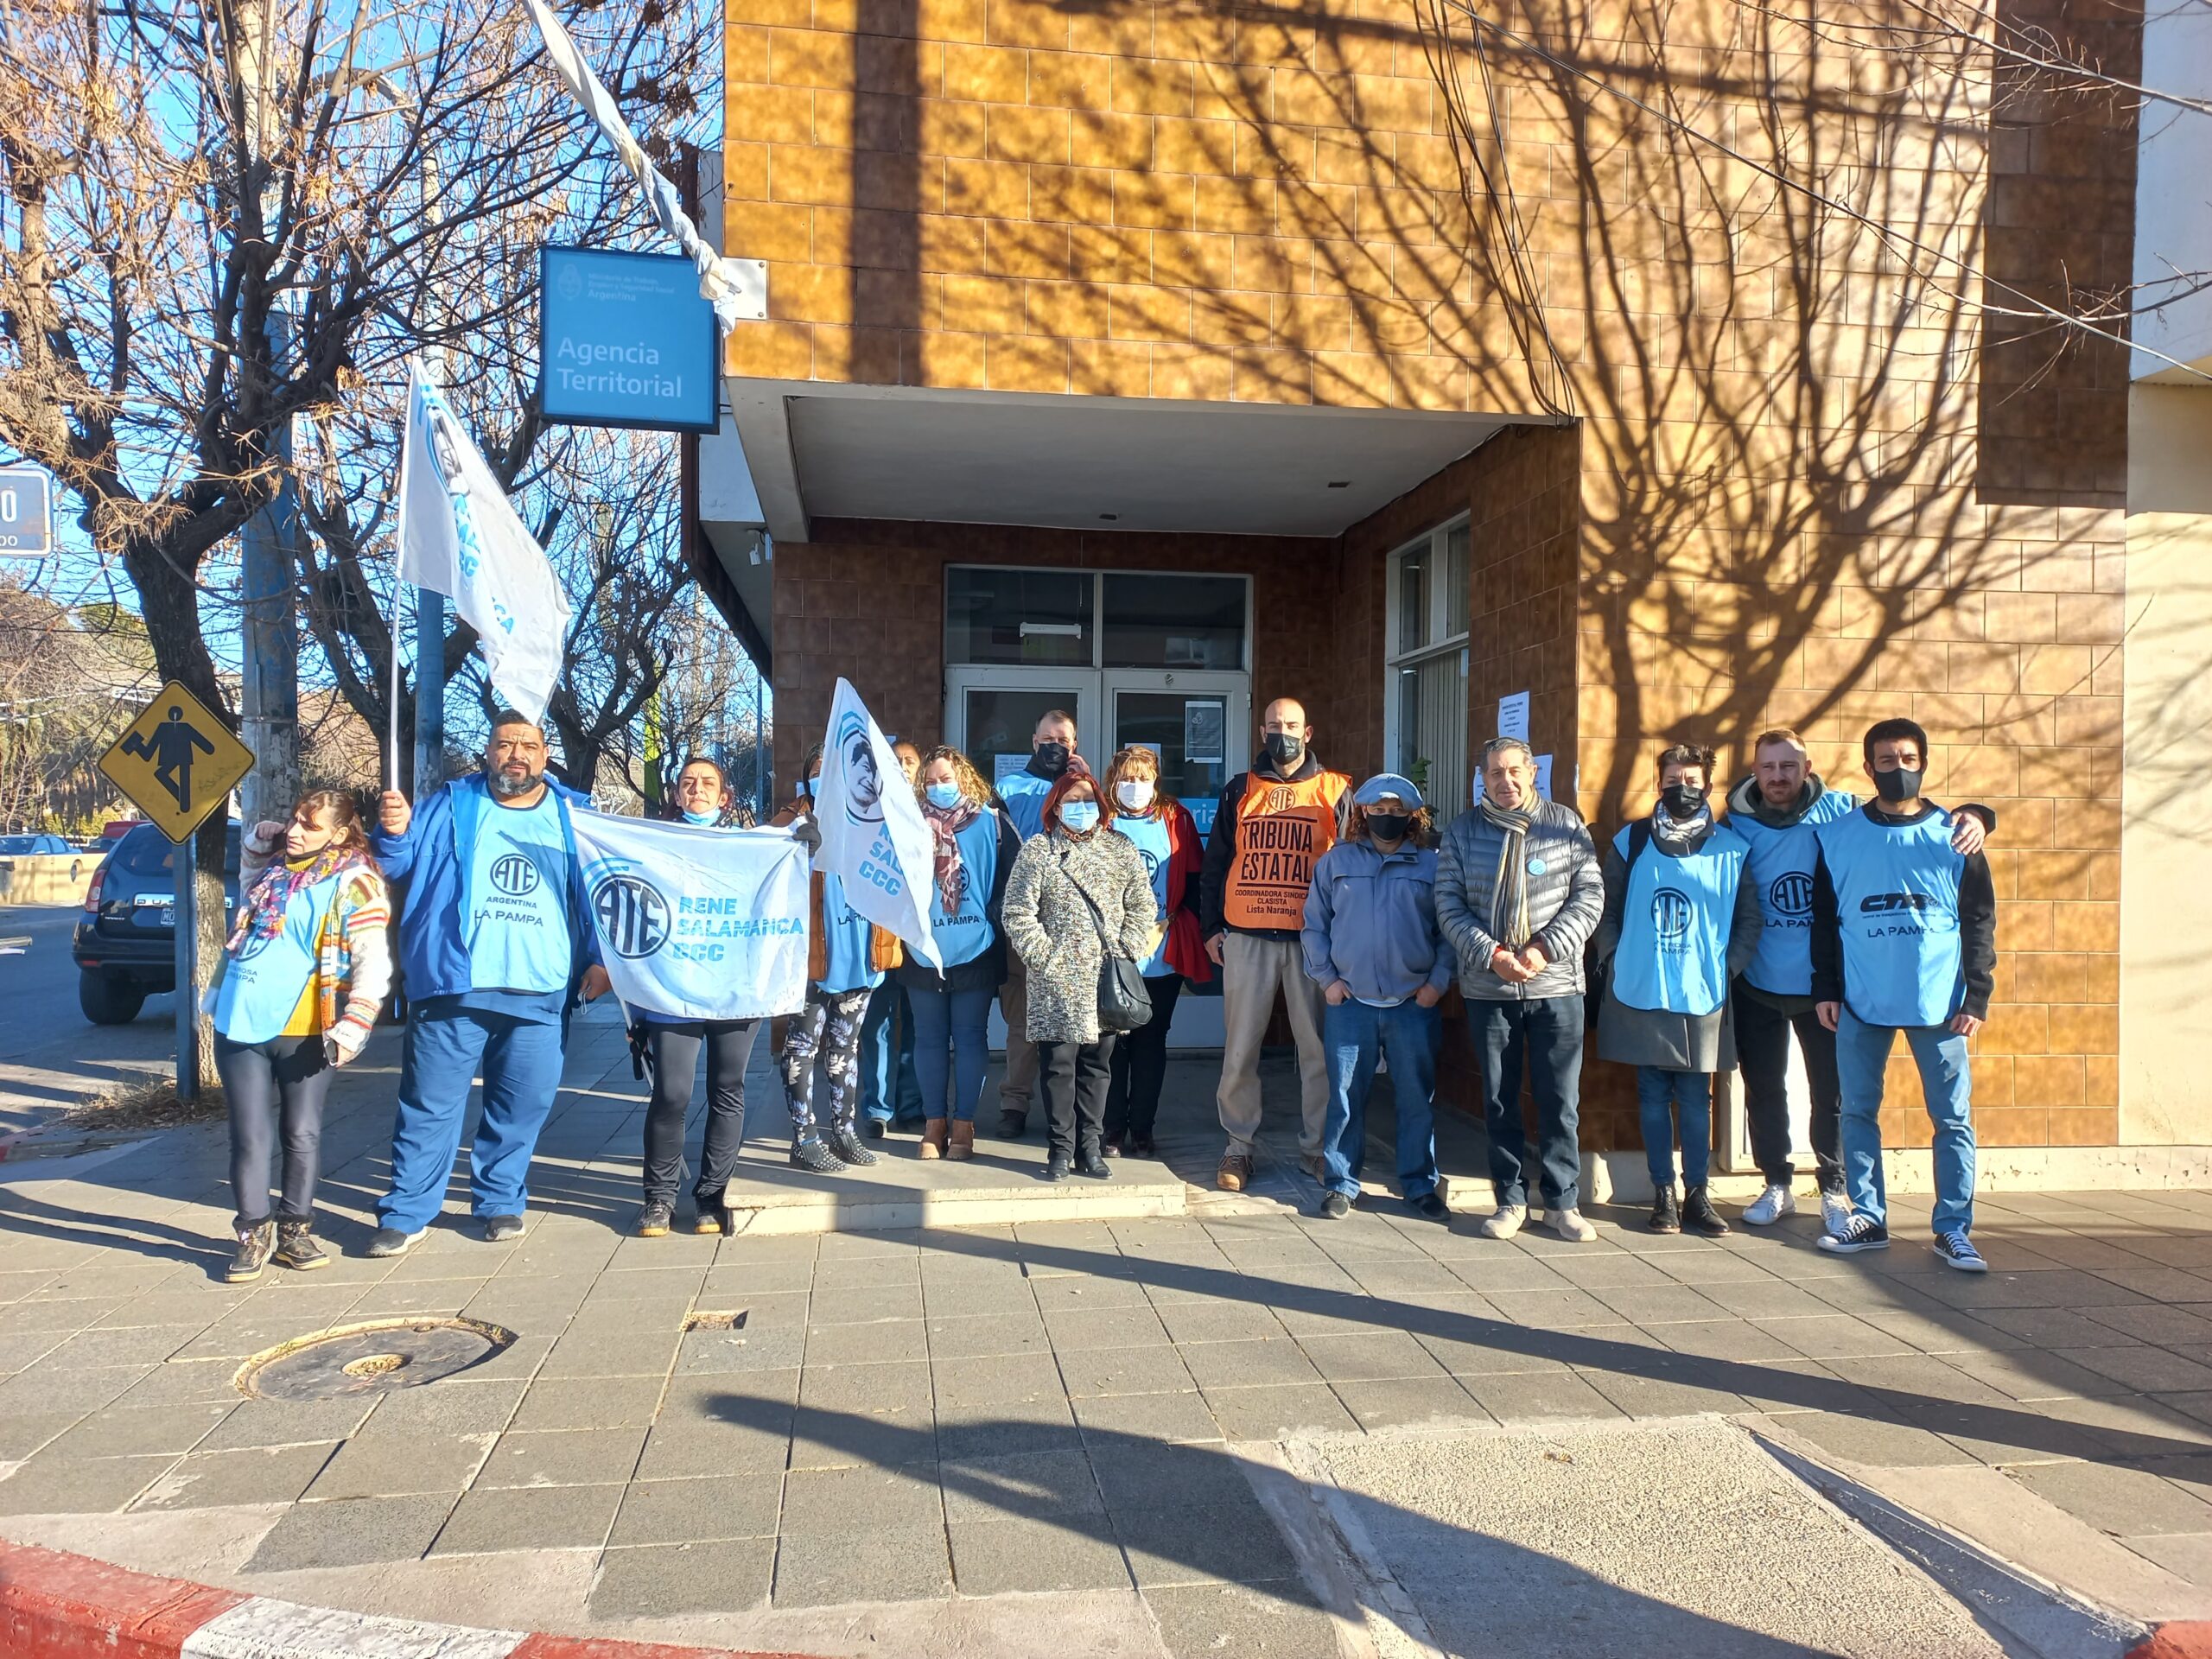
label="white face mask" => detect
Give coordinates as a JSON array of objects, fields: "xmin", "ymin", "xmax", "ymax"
[{"xmin": 1115, "ymin": 779, "xmax": 1156, "ymax": 812}]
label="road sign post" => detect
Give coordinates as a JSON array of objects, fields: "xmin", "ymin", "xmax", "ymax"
[
  {"xmin": 98, "ymin": 683, "xmax": 254, "ymax": 1099},
  {"xmin": 0, "ymin": 467, "xmax": 54, "ymax": 558}
]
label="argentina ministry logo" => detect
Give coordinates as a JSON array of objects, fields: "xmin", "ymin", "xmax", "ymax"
[
  {"xmin": 1650, "ymin": 887, "xmax": 1694, "ymax": 942},
  {"xmin": 1770, "ymin": 871, "xmax": 1815, "ymax": 918},
  {"xmin": 592, "ymin": 874, "xmax": 671, "ymax": 959},
  {"xmin": 834, "ymin": 710, "xmax": 884, "ymax": 827},
  {"xmin": 489, "ymin": 853, "xmax": 542, "ymax": 898}
]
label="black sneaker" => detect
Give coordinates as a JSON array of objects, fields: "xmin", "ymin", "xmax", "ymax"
[
  {"xmin": 1129, "ymin": 1135, "xmax": 1157, "ymax": 1158},
  {"xmin": 1043, "ymin": 1152, "xmax": 1072, "ymax": 1181},
  {"xmin": 1649, "ymin": 1185, "xmax": 1681, "ymax": 1234},
  {"xmin": 791, "ymin": 1137, "xmax": 846, "ymax": 1173},
  {"xmin": 863, "ymin": 1118, "xmax": 888, "ymax": 1140},
  {"xmin": 1818, "ymin": 1214, "xmax": 1891, "ymax": 1255},
  {"xmin": 1074, "ymin": 1149, "xmax": 1112, "ymax": 1179},
  {"xmin": 365, "ymin": 1225, "xmax": 426, "ymax": 1258},
  {"xmin": 995, "ymin": 1109, "xmax": 1028, "ymax": 1138},
  {"xmin": 825, "ymin": 1123, "xmax": 878, "ymax": 1166},
  {"xmin": 226, "ymin": 1221, "xmax": 275, "ymax": 1283},
  {"xmin": 1933, "ymin": 1230, "xmax": 1987, "ymax": 1273},
  {"xmin": 482, "ymin": 1214, "xmax": 526, "ymax": 1243},
  {"xmin": 637, "ymin": 1200, "xmax": 674, "ymax": 1237},
  {"xmin": 1411, "ymin": 1192, "xmax": 1450, "ymax": 1222},
  {"xmin": 1681, "ymin": 1185, "xmax": 1731, "ymax": 1237},
  {"xmin": 691, "ymin": 1194, "xmax": 732, "ymax": 1236},
  {"xmin": 1319, "ymin": 1192, "xmax": 1351, "ymax": 1220},
  {"xmin": 273, "ymin": 1220, "xmax": 327, "ymax": 1271}
]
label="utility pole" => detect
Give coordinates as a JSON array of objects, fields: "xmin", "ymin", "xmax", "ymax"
[{"xmin": 239, "ymin": 307, "xmax": 301, "ymax": 828}]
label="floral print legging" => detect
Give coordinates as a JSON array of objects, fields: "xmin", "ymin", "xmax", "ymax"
[{"xmin": 778, "ymin": 985, "xmax": 871, "ymax": 1137}]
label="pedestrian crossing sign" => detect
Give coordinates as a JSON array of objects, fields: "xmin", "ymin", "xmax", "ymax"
[{"xmin": 99, "ymin": 681, "xmax": 253, "ymax": 843}]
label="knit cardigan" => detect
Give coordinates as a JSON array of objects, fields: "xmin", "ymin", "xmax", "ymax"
[{"xmin": 1001, "ymin": 828, "xmax": 1157, "ymax": 1046}]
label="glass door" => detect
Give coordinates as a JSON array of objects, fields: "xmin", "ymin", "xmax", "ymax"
[
  {"xmin": 944, "ymin": 669, "xmax": 1099, "ymax": 791},
  {"xmin": 1103, "ymin": 672, "xmax": 1248, "ymax": 836}
]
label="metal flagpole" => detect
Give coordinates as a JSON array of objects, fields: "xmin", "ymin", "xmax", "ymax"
[{"xmin": 388, "ymin": 361, "xmax": 415, "ymax": 792}]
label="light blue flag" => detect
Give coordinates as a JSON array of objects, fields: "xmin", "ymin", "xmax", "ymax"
[{"xmin": 569, "ymin": 810, "xmax": 811, "ymax": 1020}]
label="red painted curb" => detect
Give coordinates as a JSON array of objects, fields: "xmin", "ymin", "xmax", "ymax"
[
  {"xmin": 0, "ymin": 1541, "xmax": 249, "ymax": 1659},
  {"xmin": 2130, "ymin": 1626, "xmax": 2212, "ymax": 1659}
]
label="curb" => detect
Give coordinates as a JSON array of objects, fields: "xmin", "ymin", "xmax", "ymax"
[
  {"xmin": 2133, "ymin": 1627, "xmax": 2212, "ymax": 1659},
  {"xmin": 0, "ymin": 1538, "xmax": 817, "ymax": 1659}
]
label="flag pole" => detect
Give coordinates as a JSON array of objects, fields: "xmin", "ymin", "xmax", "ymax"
[{"xmin": 389, "ymin": 359, "xmax": 415, "ymax": 794}]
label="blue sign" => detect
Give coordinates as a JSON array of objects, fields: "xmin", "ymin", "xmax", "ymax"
[
  {"xmin": 539, "ymin": 248, "xmax": 718, "ymax": 434},
  {"xmin": 0, "ymin": 467, "xmax": 53, "ymax": 556}
]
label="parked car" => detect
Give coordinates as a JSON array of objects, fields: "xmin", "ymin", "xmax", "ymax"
[
  {"xmin": 72, "ymin": 823, "xmax": 241, "ymax": 1025},
  {"xmin": 0, "ymin": 834, "xmax": 73, "ymax": 856}
]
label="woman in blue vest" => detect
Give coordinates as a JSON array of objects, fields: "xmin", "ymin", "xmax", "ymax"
[
  {"xmin": 897, "ymin": 745, "xmax": 1022, "ymax": 1160},
  {"xmin": 623, "ymin": 756, "xmax": 772, "ymax": 1238},
  {"xmin": 213, "ymin": 790, "xmax": 393, "ymax": 1281},
  {"xmin": 1592, "ymin": 743, "xmax": 1762, "ymax": 1236}
]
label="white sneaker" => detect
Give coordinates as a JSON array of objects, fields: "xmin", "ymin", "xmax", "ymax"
[
  {"xmin": 1550, "ymin": 1207, "xmax": 1598, "ymax": 1243},
  {"xmin": 1820, "ymin": 1189, "xmax": 1853, "ymax": 1236},
  {"xmin": 1741, "ymin": 1184, "xmax": 1796, "ymax": 1226},
  {"xmin": 1478, "ymin": 1203, "xmax": 1528, "ymax": 1240}
]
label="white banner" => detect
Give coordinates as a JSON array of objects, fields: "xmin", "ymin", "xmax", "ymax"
[
  {"xmin": 397, "ymin": 360, "xmax": 572, "ymax": 722},
  {"xmin": 814, "ymin": 678, "xmax": 942, "ymax": 969},
  {"xmin": 570, "ymin": 810, "xmax": 811, "ymax": 1020}
]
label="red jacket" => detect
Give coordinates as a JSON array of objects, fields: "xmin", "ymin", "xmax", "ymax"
[{"xmin": 1159, "ymin": 800, "xmax": 1213, "ymax": 984}]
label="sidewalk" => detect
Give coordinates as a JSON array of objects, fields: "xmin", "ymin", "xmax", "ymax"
[{"xmin": 0, "ymin": 1010, "xmax": 2207, "ymax": 1655}]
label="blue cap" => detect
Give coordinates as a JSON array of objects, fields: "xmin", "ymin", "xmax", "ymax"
[{"xmin": 1354, "ymin": 772, "xmax": 1423, "ymax": 809}]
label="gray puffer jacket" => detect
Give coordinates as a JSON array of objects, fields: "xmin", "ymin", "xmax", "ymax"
[
  {"xmin": 1434, "ymin": 801, "xmax": 1605, "ymax": 999},
  {"xmin": 1002, "ymin": 828, "xmax": 1156, "ymax": 1046}
]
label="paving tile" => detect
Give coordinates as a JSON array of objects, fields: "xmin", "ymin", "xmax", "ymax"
[
  {"xmin": 2060, "ymin": 1345, "xmax": 2212, "ymax": 1395},
  {"xmin": 932, "ymin": 1351, "xmax": 1066, "ymax": 1409},
  {"xmin": 507, "ymin": 1375, "xmax": 665, "ymax": 1432},
  {"xmin": 39, "ymin": 1402, "xmax": 235, "ymax": 1459},
  {"xmin": 788, "ymin": 1403, "xmax": 936, "ymax": 1470},
  {"xmin": 798, "ymin": 1357, "xmax": 931, "ymax": 1414},
  {"xmin": 1142, "ymin": 1580, "xmax": 1344, "ymax": 1659},
  {"xmin": 2119, "ymin": 1531, "xmax": 2212, "ymax": 1583},
  {"xmin": 1042, "ymin": 1306, "xmax": 1173, "ymax": 1351},
  {"xmin": 939, "ymin": 1449, "xmax": 1103, "ymax": 1522},
  {"xmin": 1293, "ymin": 1333, "xmax": 1450, "ymax": 1383},
  {"xmin": 780, "ymin": 1460, "xmax": 943, "ymax": 1534},
  {"xmin": 772, "ymin": 1522, "xmax": 950, "ymax": 1605},
  {"xmin": 1579, "ymin": 1368, "xmax": 1747, "ymax": 1421},
  {"xmin": 1764, "ymin": 1409, "xmax": 1980, "ymax": 1469},
  {"xmin": 1200, "ymin": 1383, "xmax": 1361, "ymax": 1442},
  {"xmin": 672, "ymin": 1327, "xmax": 804, "ymax": 1376},
  {"xmin": 35, "ymin": 1324, "xmax": 204, "ymax": 1370},
  {"xmin": 950, "ymin": 1512, "xmax": 1131, "ymax": 1594},
  {"xmin": 1089, "ymin": 1440, "xmax": 1259, "ymax": 1513},
  {"xmin": 1113, "ymin": 1497, "xmax": 1301, "ymax": 1586},
  {"xmin": 923, "ymin": 1312, "xmax": 1051, "ymax": 1359},
  {"xmin": 475, "ymin": 1428, "xmax": 646, "ymax": 1489},
  {"xmin": 797, "ymin": 1319, "xmax": 929, "ymax": 1368},
  {"xmin": 353, "ymin": 1379, "xmax": 527, "ymax": 1438},
  {"xmin": 634, "ymin": 1421, "xmax": 791, "ymax": 1481},
  {"xmin": 197, "ymin": 1397, "xmax": 377, "ymax": 1450},
  {"xmin": 429, "ymin": 1481, "xmax": 624, "ymax": 1554},
  {"xmin": 134, "ymin": 1442, "xmax": 336, "ymax": 1510},
  {"xmin": 1413, "ymin": 1325, "xmax": 1573, "ymax": 1376},
  {"xmin": 1756, "ymin": 1313, "xmax": 1912, "ymax": 1360},
  {"xmin": 0, "ymin": 1452, "xmax": 176, "ymax": 1514},
  {"xmin": 1030, "ymin": 1275, "xmax": 1153, "ymax": 1313},
  {"xmin": 1057, "ymin": 1344, "xmax": 1198, "ymax": 1399},
  {"xmin": 809, "ymin": 1285, "xmax": 925, "ymax": 1325},
  {"xmin": 2012, "ymin": 1459, "xmax": 2212, "ymax": 1536},
  {"xmin": 0, "ymin": 1411, "xmax": 84, "ymax": 1463},
  {"xmin": 539, "ymin": 1327, "xmax": 681, "ymax": 1378},
  {"xmin": 1177, "ymin": 1339, "xmax": 1324, "ymax": 1392},
  {"xmin": 1332, "ymin": 1376, "xmax": 1491, "ymax": 1433},
  {"xmin": 1071, "ymin": 1390, "xmax": 1225, "ymax": 1446},
  {"xmin": 608, "ymin": 1473, "xmax": 782, "ymax": 1544},
  {"xmin": 590, "ymin": 1538, "xmax": 777, "ymax": 1618},
  {"xmin": 1457, "ymin": 1370, "xmax": 1626, "ymax": 1425},
  {"xmin": 1154, "ymin": 1302, "xmax": 1287, "ymax": 1345},
  {"xmin": 303, "ymin": 1431, "xmax": 496, "ymax": 1499},
  {"xmin": 918, "ymin": 1279, "xmax": 1039, "ymax": 1319},
  {"xmin": 246, "ymin": 1492, "xmax": 458, "ymax": 1570}
]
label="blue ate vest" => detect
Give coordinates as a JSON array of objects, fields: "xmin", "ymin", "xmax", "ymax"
[
  {"xmin": 1001, "ymin": 772, "xmax": 1051, "ymax": 842},
  {"xmin": 818, "ymin": 871, "xmax": 885, "ymax": 995},
  {"xmin": 1815, "ymin": 806, "xmax": 1967, "ymax": 1028},
  {"xmin": 929, "ymin": 812, "xmax": 1001, "ymax": 967},
  {"xmin": 1610, "ymin": 820, "xmax": 1748, "ymax": 1018},
  {"xmin": 1114, "ymin": 811, "xmax": 1173, "ymax": 976},
  {"xmin": 466, "ymin": 792, "xmax": 575, "ymax": 995},
  {"xmin": 214, "ymin": 875, "xmax": 339, "ymax": 1044},
  {"xmin": 1732, "ymin": 789, "xmax": 1857, "ymax": 996}
]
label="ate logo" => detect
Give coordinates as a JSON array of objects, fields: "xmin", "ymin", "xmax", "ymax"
[
  {"xmin": 1770, "ymin": 872, "xmax": 1815, "ymax": 917},
  {"xmin": 489, "ymin": 854, "xmax": 542, "ymax": 898},
  {"xmin": 592, "ymin": 874, "xmax": 671, "ymax": 959},
  {"xmin": 1650, "ymin": 888, "xmax": 1694, "ymax": 940}
]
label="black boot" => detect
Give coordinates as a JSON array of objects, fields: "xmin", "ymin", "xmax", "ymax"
[
  {"xmin": 226, "ymin": 1220, "xmax": 275, "ymax": 1283},
  {"xmin": 273, "ymin": 1220, "xmax": 328, "ymax": 1271},
  {"xmin": 1682, "ymin": 1185, "xmax": 1731, "ymax": 1237},
  {"xmin": 995, "ymin": 1109, "xmax": 1028, "ymax": 1139},
  {"xmin": 1043, "ymin": 1150, "xmax": 1072, "ymax": 1181},
  {"xmin": 1649, "ymin": 1183, "xmax": 1681, "ymax": 1235},
  {"xmin": 791, "ymin": 1136, "xmax": 846, "ymax": 1173},
  {"xmin": 1074, "ymin": 1142, "xmax": 1112, "ymax": 1179},
  {"xmin": 824, "ymin": 1122, "xmax": 878, "ymax": 1166}
]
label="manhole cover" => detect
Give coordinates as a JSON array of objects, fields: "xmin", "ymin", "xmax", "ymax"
[{"xmin": 234, "ymin": 1317, "xmax": 515, "ymax": 1401}]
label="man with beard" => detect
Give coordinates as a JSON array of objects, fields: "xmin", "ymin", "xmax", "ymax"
[
  {"xmin": 370, "ymin": 713, "xmax": 607, "ymax": 1254},
  {"xmin": 1723, "ymin": 728, "xmax": 1990, "ymax": 1234}
]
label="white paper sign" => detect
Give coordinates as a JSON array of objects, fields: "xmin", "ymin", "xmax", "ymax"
[
  {"xmin": 1497, "ymin": 691, "xmax": 1530, "ymax": 743},
  {"xmin": 1534, "ymin": 753, "xmax": 1554, "ymax": 799}
]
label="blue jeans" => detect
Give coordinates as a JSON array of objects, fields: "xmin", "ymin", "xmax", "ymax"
[
  {"xmin": 381, "ymin": 1004, "xmax": 566, "ymax": 1232},
  {"xmin": 1835, "ymin": 1007, "xmax": 1976, "ymax": 1236},
  {"xmin": 909, "ymin": 986, "xmax": 994, "ymax": 1122},
  {"xmin": 1467, "ymin": 996, "xmax": 1585, "ymax": 1211},
  {"xmin": 1321, "ymin": 998, "xmax": 1441, "ymax": 1200},
  {"xmin": 1637, "ymin": 1066, "xmax": 1713, "ymax": 1189},
  {"xmin": 860, "ymin": 980, "xmax": 925, "ymax": 1125}
]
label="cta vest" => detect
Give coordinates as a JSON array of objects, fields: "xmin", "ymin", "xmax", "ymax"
[
  {"xmin": 1814, "ymin": 806, "xmax": 1967, "ymax": 1028},
  {"xmin": 1610, "ymin": 820, "xmax": 1747, "ymax": 1018},
  {"xmin": 929, "ymin": 812, "xmax": 1001, "ymax": 967},
  {"xmin": 1732, "ymin": 790, "xmax": 1857, "ymax": 996},
  {"xmin": 1223, "ymin": 770, "xmax": 1349, "ymax": 932},
  {"xmin": 214, "ymin": 874, "xmax": 340, "ymax": 1044}
]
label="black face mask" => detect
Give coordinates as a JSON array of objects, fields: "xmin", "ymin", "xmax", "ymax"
[
  {"xmin": 1365, "ymin": 812, "xmax": 1410, "ymax": 844},
  {"xmin": 1872, "ymin": 766, "xmax": 1923, "ymax": 803},
  {"xmin": 1031, "ymin": 741, "xmax": 1071, "ymax": 778},
  {"xmin": 1660, "ymin": 782, "xmax": 1707, "ymax": 819},
  {"xmin": 1263, "ymin": 733, "xmax": 1304, "ymax": 768}
]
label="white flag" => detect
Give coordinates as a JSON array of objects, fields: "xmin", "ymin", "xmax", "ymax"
[
  {"xmin": 570, "ymin": 810, "xmax": 812, "ymax": 1020},
  {"xmin": 520, "ymin": 0, "xmax": 766, "ymax": 328},
  {"xmin": 397, "ymin": 360, "xmax": 572, "ymax": 722},
  {"xmin": 815, "ymin": 679, "xmax": 942, "ymax": 969}
]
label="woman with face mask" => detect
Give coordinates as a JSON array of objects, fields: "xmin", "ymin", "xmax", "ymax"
[
  {"xmin": 1000, "ymin": 761, "xmax": 1159, "ymax": 1179},
  {"xmin": 212, "ymin": 791, "xmax": 392, "ymax": 1281},
  {"xmin": 626, "ymin": 756, "xmax": 777, "ymax": 1237},
  {"xmin": 896, "ymin": 747, "xmax": 1023, "ymax": 1159},
  {"xmin": 1096, "ymin": 747, "xmax": 1211, "ymax": 1156},
  {"xmin": 1591, "ymin": 743, "xmax": 1763, "ymax": 1237}
]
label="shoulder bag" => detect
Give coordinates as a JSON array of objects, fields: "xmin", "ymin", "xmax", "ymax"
[{"xmin": 1066, "ymin": 861, "xmax": 1153, "ymax": 1033}]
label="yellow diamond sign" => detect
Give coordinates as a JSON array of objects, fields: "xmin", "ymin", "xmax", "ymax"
[{"xmin": 99, "ymin": 681, "xmax": 253, "ymax": 844}]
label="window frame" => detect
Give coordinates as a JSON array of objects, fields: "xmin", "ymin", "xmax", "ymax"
[
  {"xmin": 944, "ymin": 565, "xmax": 1254, "ymax": 674},
  {"xmin": 1383, "ymin": 516, "xmax": 1472, "ymax": 809}
]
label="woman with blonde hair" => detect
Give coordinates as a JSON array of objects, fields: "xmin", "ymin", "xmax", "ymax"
[
  {"xmin": 1097, "ymin": 746, "xmax": 1210, "ymax": 1156},
  {"xmin": 213, "ymin": 790, "xmax": 392, "ymax": 1280}
]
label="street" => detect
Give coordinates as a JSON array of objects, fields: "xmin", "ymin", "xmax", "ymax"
[{"xmin": 0, "ymin": 904, "xmax": 179, "ymax": 1138}]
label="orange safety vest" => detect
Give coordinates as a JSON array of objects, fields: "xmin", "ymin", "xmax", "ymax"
[{"xmin": 1222, "ymin": 769, "xmax": 1351, "ymax": 931}]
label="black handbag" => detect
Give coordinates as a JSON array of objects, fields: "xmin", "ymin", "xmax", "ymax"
[{"xmin": 1068, "ymin": 868, "xmax": 1153, "ymax": 1033}]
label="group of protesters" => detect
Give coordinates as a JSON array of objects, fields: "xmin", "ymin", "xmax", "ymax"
[{"xmin": 206, "ymin": 696, "xmax": 1999, "ymax": 1283}]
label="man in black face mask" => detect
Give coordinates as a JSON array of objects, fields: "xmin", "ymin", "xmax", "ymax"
[
  {"xmin": 994, "ymin": 709, "xmax": 1077, "ymax": 1136},
  {"xmin": 1198, "ymin": 697, "xmax": 1351, "ymax": 1191}
]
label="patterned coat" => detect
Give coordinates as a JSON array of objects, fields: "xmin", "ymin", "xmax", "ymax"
[{"xmin": 1001, "ymin": 828, "xmax": 1157, "ymax": 1046}]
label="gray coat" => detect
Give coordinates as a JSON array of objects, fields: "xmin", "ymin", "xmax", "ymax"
[
  {"xmin": 1434, "ymin": 802, "xmax": 1605, "ymax": 999},
  {"xmin": 1001, "ymin": 828, "xmax": 1156, "ymax": 1046},
  {"xmin": 1590, "ymin": 821, "xmax": 1764, "ymax": 1071}
]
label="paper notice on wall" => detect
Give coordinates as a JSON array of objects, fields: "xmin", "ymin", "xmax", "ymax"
[
  {"xmin": 1185, "ymin": 701, "xmax": 1224, "ymax": 766},
  {"xmin": 1534, "ymin": 753, "xmax": 1554, "ymax": 799},
  {"xmin": 994, "ymin": 752, "xmax": 1027, "ymax": 788},
  {"xmin": 1497, "ymin": 691, "xmax": 1530, "ymax": 743}
]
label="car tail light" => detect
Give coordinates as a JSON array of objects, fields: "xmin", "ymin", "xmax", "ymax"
[{"xmin": 82, "ymin": 861, "xmax": 105, "ymax": 913}]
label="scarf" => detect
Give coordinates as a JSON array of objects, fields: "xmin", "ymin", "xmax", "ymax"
[
  {"xmin": 228, "ymin": 843, "xmax": 372, "ymax": 952},
  {"xmin": 1478, "ymin": 798, "xmax": 1537, "ymax": 948},
  {"xmin": 1650, "ymin": 802, "xmax": 1713, "ymax": 855},
  {"xmin": 923, "ymin": 798, "xmax": 982, "ymax": 921}
]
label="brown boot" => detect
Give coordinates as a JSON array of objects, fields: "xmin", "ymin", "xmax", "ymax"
[
  {"xmin": 918, "ymin": 1118, "xmax": 949, "ymax": 1160},
  {"xmin": 948, "ymin": 1119, "xmax": 976, "ymax": 1161}
]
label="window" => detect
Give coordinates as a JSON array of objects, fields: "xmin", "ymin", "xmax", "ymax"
[
  {"xmin": 1102, "ymin": 574, "xmax": 1246, "ymax": 670},
  {"xmin": 946, "ymin": 569, "xmax": 1249, "ymax": 671},
  {"xmin": 1387, "ymin": 519, "xmax": 1471, "ymax": 819},
  {"xmin": 945, "ymin": 568, "xmax": 1094, "ymax": 667}
]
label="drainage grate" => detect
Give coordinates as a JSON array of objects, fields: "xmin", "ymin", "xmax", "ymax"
[
  {"xmin": 233, "ymin": 1317, "xmax": 516, "ymax": 1401},
  {"xmin": 682, "ymin": 1310, "xmax": 747, "ymax": 1332}
]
